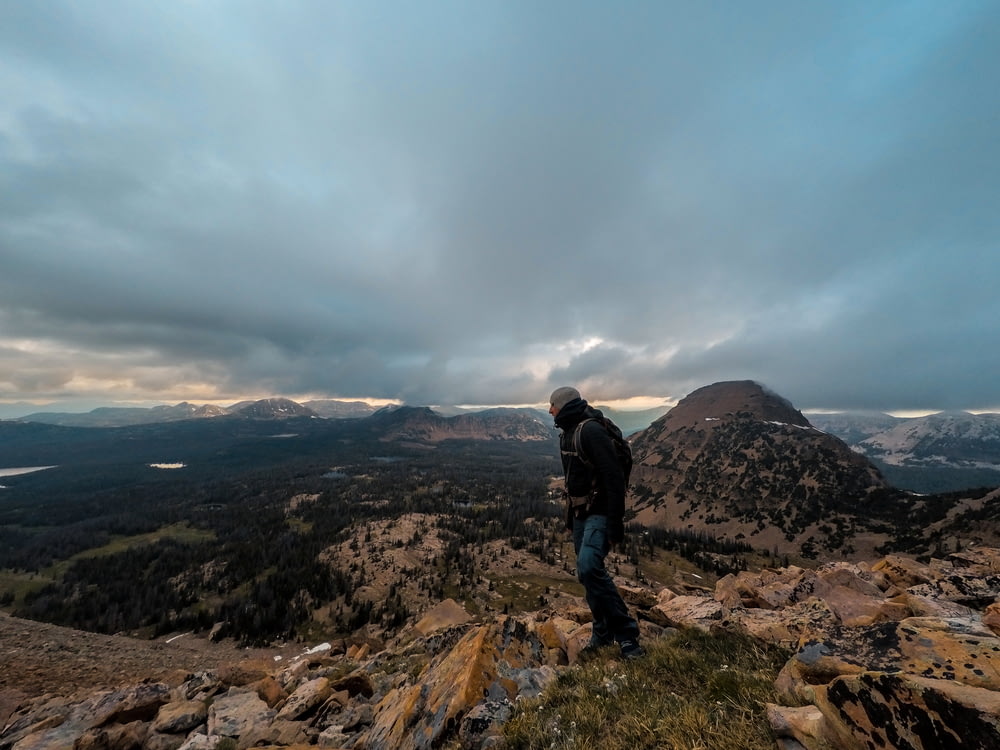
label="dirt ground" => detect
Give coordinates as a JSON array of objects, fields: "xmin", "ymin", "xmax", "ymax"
[{"xmin": 0, "ymin": 611, "xmax": 291, "ymax": 699}]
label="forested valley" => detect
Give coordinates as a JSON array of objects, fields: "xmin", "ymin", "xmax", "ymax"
[{"xmin": 0, "ymin": 422, "xmax": 755, "ymax": 647}]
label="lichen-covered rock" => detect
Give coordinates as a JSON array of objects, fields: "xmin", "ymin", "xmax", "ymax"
[
  {"xmin": 650, "ymin": 594, "xmax": 722, "ymax": 631},
  {"xmin": 765, "ymin": 703, "xmax": 837, "ymax": 750},
  {"xmin": 772, "ymin": 613, "xmax": 1000, "ymax": 748},
  {"xmin": 872, "ymin": 555, "xmax": 934, "ymax": 588},
  {"xmin": 152, "ymin": 699, "xmax": 208, "ymax": 734},
  {"xmin": 206, "ymin": 690, "xmax": 276, "ymax": 738},
  {"xmin": 276, "ymin": 676, "xmax": 331, "ymax": 720},
  {"xmin": 177, "ymin": 672, "xmax": 223, "ymax": 701},
  {"xmin": 175, "ymin": 733, "xmax": 221, "ymax": 750},
  {"xmin": 532, "ymin": 616, "xmax": 577, "ymax": 652},
  {"xmin": 74, "ymin": 719, "xmax": 148, "ymax": 750},
  {"xmin": 237, "ymin": 717, "xmax": 311, "ymax": 747},
  {"xmin": 144, "ymin": 730, "xmax": 188, "ymax": 750},
  {"xmin": 457, "ymin": 698, "xmax": 513, "ymax": 750},
  {"xmin": 358, "ymin": 616, "xmax": 545, "ymax": 749},
  {"xmin": 814, "ymin": 672, "xmax": 1000, "ymax": 750},
  {"xmin": 821, "ymin": 584, "xmax": 895, "ymax": 627},
  {"xmin": 908, "ymin": 571, "xmax": 1000, "ymax": 608},
  {"xmin": 88, "ymin": 682, "xmax": 172, "ymax": 727},
  {"xmin": 329, "ymin": 670, "xmax": 374, "ymax": 699}
]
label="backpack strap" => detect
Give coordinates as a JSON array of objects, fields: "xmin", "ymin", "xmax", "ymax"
[
  {"xmin": 572, "ymin": 418, "xmax": 598, "ymax": 466},
  {"xmin": 563, "ymin": 418, "xmax": 599, "ymax": 518}
]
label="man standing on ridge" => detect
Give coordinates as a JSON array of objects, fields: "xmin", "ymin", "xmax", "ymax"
[{"xmin": 549, "ymin": 386, "xmax": 644, "ymax": 660}]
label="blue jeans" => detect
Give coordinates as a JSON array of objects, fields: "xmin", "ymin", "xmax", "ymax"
[{"xmin": 572, "ymin": 514, "xmax": 640, "ymax": 645}]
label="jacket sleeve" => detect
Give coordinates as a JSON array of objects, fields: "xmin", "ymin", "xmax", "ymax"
[{"xmin": 580, "ymin": 421, "xmax": 626, "ymax": 541}]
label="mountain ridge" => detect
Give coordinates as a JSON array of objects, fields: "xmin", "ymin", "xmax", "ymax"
[{"xmin": 629, "ymin": 381, "xmax": 893, "ymax": 558}]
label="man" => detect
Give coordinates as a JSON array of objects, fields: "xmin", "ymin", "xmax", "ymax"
[{"xmin": 549, "ymin": 386, "xmax": 644, "ymax": 660}]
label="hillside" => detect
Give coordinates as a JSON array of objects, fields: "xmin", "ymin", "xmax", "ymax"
[
  {"xmin": 368, "ymin": 406, "xmax": 552, "ymax": 442},
  {"xmin": 629, "ymin": 381, "xmax": 892, "ymax": 558},
  {"xmin": 0, "ymin": 611, "xmax": 284, "ymax": 699}
]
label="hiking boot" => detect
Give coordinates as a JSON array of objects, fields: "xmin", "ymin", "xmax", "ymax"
[
  {"xmin": 579, "ymin": 636, "xmax": 614, "ymax": 660},
  {"xmin": 619, "ymin": 639, "xmax": 645, "ymax": 660},
  {"xmin": 586, "ymin": 635, "xmax": 614, "ymax": 650}
]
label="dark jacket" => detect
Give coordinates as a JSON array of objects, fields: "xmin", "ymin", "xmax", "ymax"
[{"xmin": 554, "ymin": 397, "xmax": 626, "ymax": 542}]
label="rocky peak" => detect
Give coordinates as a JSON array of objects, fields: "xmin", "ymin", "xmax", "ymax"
[
  {"xmin": 629, "ymin": 382, "xmax": 889, "ymax": 557},
  {"xmin": 657, "ymin": 380, "xmax": 811, "ymax": 430}
]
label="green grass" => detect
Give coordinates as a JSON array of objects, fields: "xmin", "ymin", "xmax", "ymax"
[
  {"xmin": 1, "ymin": 522, "xmax": 216, "ymax": 608},
  {"xmin": 491, "ymin": 574, "xmax": 583, "ymax": 613},
  {"xmin": 501, "ymin": 628, "xmax": 789, "ymax": 750},
  {"xmin": 0, "ymin": 570, "xmax": 50, "ymax": 604}
]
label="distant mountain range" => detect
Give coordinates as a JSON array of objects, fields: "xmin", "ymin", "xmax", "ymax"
[
  {"xmin": 8, "ymin": 398, "xmax": 377, "ymax": 427},
  {"xmin": 5, "ymin": 396, "xmax": 666, "ymax": 436},
  {"xmin": 809, "ymin": 410, "xmax": 1000, "ymax": 470}
]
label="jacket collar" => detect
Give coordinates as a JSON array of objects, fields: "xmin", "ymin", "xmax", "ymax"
[{"xmin": 554, "ymin": 397, "xmax": 589, "ymax": 430}]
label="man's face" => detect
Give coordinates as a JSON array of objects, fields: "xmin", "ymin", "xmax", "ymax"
[{"xmin": 548, "ymin": 403, "xmax": 559, "ymax": 417}]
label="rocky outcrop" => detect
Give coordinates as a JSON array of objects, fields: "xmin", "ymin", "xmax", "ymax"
[
  {"xmin": 0, "ymin": 610, "xmax": 574, "ymax": 750},
  {"xmin": 713, "ymin": 548, "xmax": 1000, "ymax": 750},
  {"xmin": 4, "ymin": 549, "xmax": 1000, "ymax": 749}
]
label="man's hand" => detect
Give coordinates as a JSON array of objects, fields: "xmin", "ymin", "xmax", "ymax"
[{"xmin": 608, "ymin": 521, "xmax": 624, "ymax": 547}]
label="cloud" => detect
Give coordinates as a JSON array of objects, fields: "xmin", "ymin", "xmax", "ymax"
[{"xmin": 1, "ymin": 1, "xmax": 998, "ymax": 414}]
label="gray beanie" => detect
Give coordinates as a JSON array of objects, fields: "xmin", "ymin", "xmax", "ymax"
[{"xmin": 549, "ymin": 386, "xmax": 581, "ymax": 411}]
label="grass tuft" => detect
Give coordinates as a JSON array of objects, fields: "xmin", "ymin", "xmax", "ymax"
[{"xmin": 501, "ymin": 627, "xmax": 789, "ymax": 750}]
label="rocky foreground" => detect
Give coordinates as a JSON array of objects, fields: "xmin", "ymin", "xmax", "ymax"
[{"xmin": 4, "ymin": 548, "xmax": 1000, "ymax": 750}]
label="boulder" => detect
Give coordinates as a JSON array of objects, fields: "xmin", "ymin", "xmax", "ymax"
[
  {"xmin": 872, "ymin": 555, "xmax": 934, "ymax": 587},
  {"xmin": 772, "ymin": 611, "xmax": 1000, "ymax": 748},
  {"xmin": 88, "ymin": 682, "xmax": 172, "ymax": 727},
  {"xmin": 650, "ymin": 594, "xmax": 722, "ymax": 631},
  {"xmin": 413, "ymin": 598, "xmax": 473, "ymax": 636},
  {"xmin": 206, "ymin": 690, "xmax": 276, "ymax": 738},
  {"xmin": 276, "ymin": 677, "xmax": 331, "ymax": 720},
  {"xmin": 237, "ymin": 717, "xmax": 311, "ymax": 747},
  {"xmin": 458, "ymin": 698, "xmax": 513, "ymax": 750},
  {"xmin": 359, "ymin": 616, "xmax": 545, "ymax": 749},
  {"xmin": 176, "ymin": 733, "xmax": 221, "ymax": 750},
  {"xmin": 329, "ymin": 669, "xmax": 374, "ymax": 699},
  {"xmin": 765, "ymin": 703, "xmax": 837, "ymax": 750},
  {"xmin": 814, "ymin": 672, "xmax": 1000, "ymax": 750},
  {"xmin": 216, "ymin": 660, "xmax": 271, "ymax": 688},
  {"xmin": 74, "ymin": 719, "xmax": 149, "ymax": 750},
  {"xmin": 152, "ymin": 699, "xmax": 208, "ymax": 734}
]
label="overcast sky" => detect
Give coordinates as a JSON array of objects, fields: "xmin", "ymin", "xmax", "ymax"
[{"xmin": 1, "ymin": 1, "xmax": 998, "ymax": 417}]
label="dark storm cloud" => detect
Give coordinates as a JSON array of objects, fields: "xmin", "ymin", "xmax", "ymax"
[{"xmin": 1, "ymin": 1, "xmax": 998, "ymax": 415}]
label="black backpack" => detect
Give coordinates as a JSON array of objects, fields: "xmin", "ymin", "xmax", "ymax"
[{"xmin": 572, "ymin": 415, "xmax": 634, "ymax": 488}]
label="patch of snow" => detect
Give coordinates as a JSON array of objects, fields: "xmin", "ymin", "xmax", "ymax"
[
  {"xmin": 0, "ymin": 466, "xmax": 57, "ymax": 477},
  {"xmin": 150, "ymin": 463, "xmax": 186, "ymax": 469},
  {"xmin": 766, "ymin": 421, "xmax": 818, "ymax": 431},
  {"xmin": 287, "ymin": 642, "xmax": 332, "ymax": 664}
]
